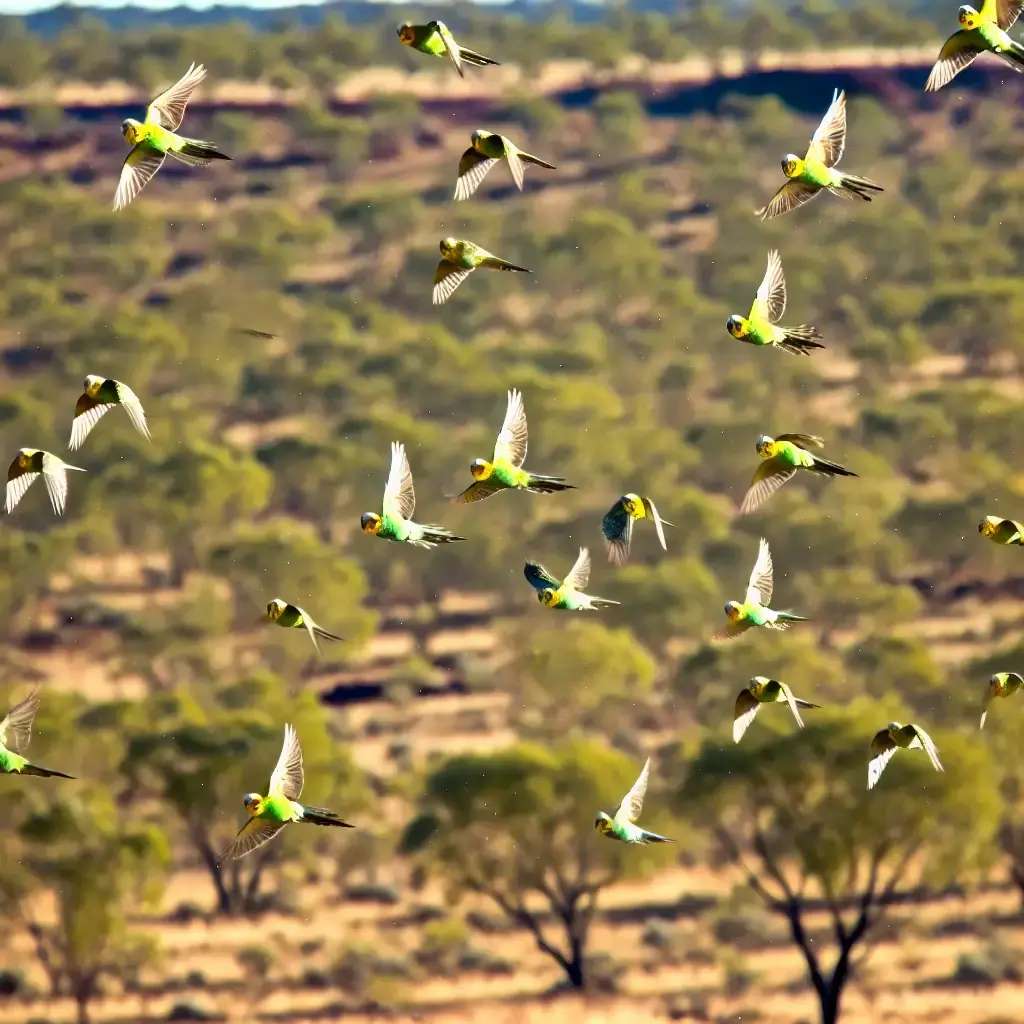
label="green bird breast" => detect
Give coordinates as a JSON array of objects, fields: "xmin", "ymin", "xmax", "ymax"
[
  {"xmin": 492, "ymin": 461, "xmax": 526, "ymax": 488},
  {"xmin": 261, "ymin": 795, "xmax": 295, "ymax": 822},
  {"xmin": 0, "ymin": 748, "xmax": 27, "ymax": 773},
  {"xmin": 798, "ymin": 160, "xmax": 833, "ymax": 189},
  {"xmin": 379, "ymin": 513, "xmax": 410, "ymax": 542}
]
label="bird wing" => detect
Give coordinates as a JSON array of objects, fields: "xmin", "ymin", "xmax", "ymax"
[
  {"xmin": 113, "ymin": 382, "xmax": 152, "ymax": 441},
  {"xmin": 455, "ymin": 479, "xmax": 504, "ymax": 504},
  {"xmin": 775, "ymin": 433, "xmax": 825, "ymax": 450},
  {"xmin": 269, "ymin": 723, "xmax": 304, "ymax": 801},
  {"xmin": 436, "ymin": 22, "xmax": 465, "ymax": 78},
  {"xmin": 754, "ymin": 249, "xmax": 787, "ymax": 324},
  {"xmin": 757, "ymin": 180, "xmax": 820, "ymax": 220},
  {"xmin": 41, "ymin": 453, "xmax": 73, "ymax": 516},
  {"xmin": 432, "ymin": 262, "xmax": 473, "ymax": 306},
  {"xmin": 998, "ymin": 0, "xmax": 1024, "ymax": 28},
  {"xmin": 712, "ymin": 620, "xmax": 752, "ymax": 642},
  {"xmin": 867, "ymin": 729, "xmax": 898, "ymax": 790},
  {"xmin": 69, "ymin": 394, "xmax": 114, "ymax": 451},
  {"xmin": 524, "ymin": 560, "xmax": 562, "ymax": 592},
  {"xmin": 493, "ymin": 388, "xmax": 528, "ymax": 468},
  {"xmin": 219, "ymin": 817, "xmax": 286, "ymax": 862},
  {"xmin": 614, "ymin": 757, "xmax": 651, "ymax": 825},
  {"xmin": 602, "ymin": 499, "xmax": 633, "ymax": 567},
  {"xmin": 806, "ymin": 88, "xmax": 846, "ymax": 168},
  {"xmin": 503, "ymin": 138, "xmax": 525, "ymax": 191},
  {"xmin": 562, "ymin": 547, "xmax": 592, "ymax": 593},
  {"xmin": 0, "ymin": 691, "xmax": 40, "ymax": 754},
  {"xmin": 777, "ymin": 681, "xmax": 806, "ymax": 729},
  {"xmin": 146, "ymin": 61, "xmax": 207, "ymax": 131},
  {"xmin": 6, "ymin": 464, "xmax": 39, "ymax": 513},
  {"xmin": 641, "ymin": 497, "xmax": 670, "ymax": 552},
  {"xmin": 906, "ymin": 725, "xmax": 944, "ymax": 773},
  {"xmin": 739, "ymin": 459, "xmax": 796, "ymax": 516},
  {"xmin": 745, "ymin": 537, "xmax": 774, "ymax": 607},
  {"xmin": 925, "ymin": 32, "xmax": 984, "ymax": 92},
  {"xmin": 981, "ymin": 687, "xmax": 994, "ymax": 730},
  {"xmin": 732, "ymin": 688, "xmax": 761, "ymax": 743},
  {"xmin": 293, "ymin": 606, "xmax": 322, "ymax": 655},
  {"xmin": 113, "ymin": 144, "xmax": 166, "ymax": 212},
  {"xmin": 383, "ymin": 441, "xmax": 416, "ymax": 521},
  {"xmin": 455, "ymin": 148, "xmax": 499, "ymax": 201}
]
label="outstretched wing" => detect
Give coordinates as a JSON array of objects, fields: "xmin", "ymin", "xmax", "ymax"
[
  {"xmin": 503, "ymin": 138, "xmax": 525, "ymax": 191},
  {"xmin": 113, "ymin": 144, "xmax": 166, "ymax": 212},
  {"xmin": 712, "ymin": 620, "xmax": 751, "ymax": 643},
  {"xmin": 998, "ymin": 0, "xmax": 1024, "ymax": 28},
  {"xmin": 757, "ymin": 180, "xmax": 820, "ymax": 220},
  {"xmin": 493, "ymin": 388, "xmax": 528, "ymax": 468},
  {"xmin": 776, "ymin": 681, "xmax": 807, "ymax": 729},
  {"xmin": 455, "ymin": 148, "xmax": 498, "ymax": 201},
  {"xmin": 754, "ymin": 249, "xmax": 787, "ymax": 324},
  {"xmin": 5, "ymin": 465, "xmax": 39, "ymax": 514},
  {"xmin": 924, "ymin": 31, "xmax": 984, "ymax": 92},
  {"xmin": 602, "ymin": 499, "xmax": 633, "ymax": 566},
  {"xmin": 524, "ymin": 560, "xmax": 562, "ymax": 592},
  {"xmin": 219, "ymin": 817, "xmax": 286, "ymax": 862},
  {"xmin": 806, "ymin": 88, "xmax": 846, "ymax": 168},
  {"xmin": 436, "ymin": 22, "xmax": 465, "ymax": 78},
  {"xmin": 0, "ymin": 691, "xmax": 40, "ymax": 754},
  {"xmin": 641, "ymin": 497, "xmax": 670, "ymax": 552},
  {"xmin": 745, "ymin": 537, "xmax": 774, "ymax": 608},
  {"xmin": 146, "ymin": 61, "xmax": 207, "ymax": 131},
  {"xmin": 867, "ymin": 729, "xmax": 898, "ymax": 790},
  {"xmin": 114, "ymin": 382, "xmax": 151, "ymax": 441},
  {"xmin": 906, "ymin": 724, "xmax": 944, "ymax": 774},
  {"xmin": 269, "ymin": 723, "xmax": 304, "ymax": 801},
  {"xmin": 455, "ymin": 479, "xmax": 504, "ymax": 504},
  {"xmin": 70, "ymin": 393, "xmax": 114, "ymax": 450},
  {"xmin": 732, "ymin": 689, "xmax": 760, "ymax": 743},
  {"xmin": 739, "ymin": 459, "xmax": 796, "ymax": 516},
  {"xmin": 614, "ymin": 757, "xmax": 651, "ymax": 825},
  {"xmin": 383, "ymin": 441, "xmax": 416, "ymax": 521},
  {"xmin": 563, "ymin": 547, "xmax": 592, "ymax": 593},
  {"xmin": 41, "ymin": 453, "xmax": 73, "ymax": 516},
  {"xmin": 433, "ymin": 262, "xmax": 473, "ymax": 306},
  {"xmin": 775, "ymin": 433, "xmax": 824, "ymax": 450}
]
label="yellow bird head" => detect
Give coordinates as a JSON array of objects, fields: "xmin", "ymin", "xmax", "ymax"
[
  {"xmin": 83, "ymin": 375, "xmax": 104, "ymax": 397},
  {"xmin": 242, "ymin": 793, "xmax": 264, "ymax": 816},
  {"xmin": 470, "ymin": 458, "xmax": 493, "ymax": 480},
  {"xmin": 121, "ymin": 118, "xmax": 142, "ymax": 145},
  {"xmin": 724, "ymin": 601, "xmax": 743, "ymax": 621},
  {"xmin": 539, "ymin": 588, "xmax": 559, "ymax": 607},
  {"xmin": 726, "ymin": 315, "xmax": 748, "ymax": 339},
  {"xmin": 361, "ymin": 511, "xmax": 383, "ymax": 534},
  {"xmin": 594, "ymin": 811, "xmax": 613, "ymax": 833},
  {"xmin": 440, "ymin": 237, "xmax": 458, "ymax": 260},
  {"xmin": 471, "ymin": 129, "xmax": 493, "ymax": 150},
  {"xmin": 15, "ymin": 448, "xmax": 36, "ymax": 469},
  {"xmin": 756, "ymin": 435, "xmax": 776, "ymax": 458},
  {"xmin": 886, "ymin": 722, "xmax": 902, "ymax": 737},
  {"xmin": 979, "ymin": 515, "xmax": 1001, "ymax": 538},
  {"xmin": 266, "ymin": 598, "xmax": 286, "ymax": 622},
  {"xmin": 782, "ymin": 154, "xmax": 802, "ymax": 179},
  {"xmin": 397, "ymin": 23, "xmax": 416, "ymax": 45},
  {"xmin": 622, "ymin": 493, "xmax": 645, "ymax": 519},
  {"xmin": 958, "ymin": 5, "xmax": 980, "ymax": 28},
  {"xmin": 990, "ymin": 674, "xmax": 1005, "ymax": 697}
]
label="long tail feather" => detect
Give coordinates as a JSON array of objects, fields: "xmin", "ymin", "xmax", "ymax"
[
  {"xmin": 21, "ymin": 763, "xmax": 75, "ymax": 779},
  {"xmin": 180, "ymin": 140, "xmax": 232, "ymax": 162},
  {"xmin": 808, "ymin": 456, "xmax": 858, "ymax": 478},
  {"xmin": 420, "ymin": 525, "xmax": 466, "ymax": 545},
  {"xmin": 776, "ymin": 611, "xmax": 809, "ymax": 622},
  {"xmin": 794, "ymin": 699, "xmax": 822, "ymax": 710},
  {"xmin": 458, "ymin": 47, "xmax": 501, "ymax": 67},
  {"xmin": 520, "ymin": 152, "xmax": 556, "ymax": 169},
  {"xmin": 642, "ymin": 830, "xmax": 675, "ymax": 844},
  {"xmin": 839, "ymin": 173, "xmax": 884, "ymax": 200},
  {"xmin": 312, "ymin": 626, "xmax": 345, "ymax": 643},
  {"xmin": 302, "ymin": 806, "xmax": 355, "ymax": 828},
  {"xmin": 526, "ymin": 475, "xmax": 575, "ymax": 494},
  {"xmin": 779, "ymin": 324, "xmax": 825, "ymax": 355}
]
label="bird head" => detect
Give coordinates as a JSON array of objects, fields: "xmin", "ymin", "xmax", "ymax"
[
  {"xmin": 990, "ymin": 673, "xmax": 1005, "ymax": 693},
  {"xmin": 594, "ymin": 811, "xmax": 613, "ymax": 833},
  {"xmin": 622, "ymin": 493, "xmax": 645, "ymax": 519},
  {"xmin": 266, "ymin": 598, "xmax": 286, "ymax": 622},
  {"xmin": 471, "ymin": 129, "xmax": 492, "ymax": 149},
  {"xmin": 539, "ymin": 588, "xmax": 559, "ymax": 607},
  {"xmin": 724, "ymin": 601, "xmax": 743, "ymax": 622},
  {"xmin": 14, "ymin": 448, "xmax": 36, "ymax": 469},
  {"xmin": 979, "ymin": 515, "xmax": 1000, "ymax": 538},
  {"xmin": 782, "ymin": 154, "xmax": 802, "ymax": 179},
  {"xmin": 726, "ymin": 314, "xmax": 748, "ymax": 339},
  {"xmin": 886, "ymin": 721, "xmax": 902, "ymax": 735},
  {"xmin": 958, "ymin": 5, "xmax": 980, "ymax": 28},
  {"xmin": 242, "ymin": 793, "xmax": 264, "ymax": 816},
  {"xmin": 440, "ymin": 237, "xmax": 458, "ymax": 259},
  {"xmin": 470, "ymin": 458, "xmax": 493, "ymax": 481},
  {"xmin": 121, "ymin": 118, "xmax": 141, "ymax": 144},
  {"xmin": 361, "ymin": 511, "xmax": 383, "ymax": 535},
  {"xmin": 397, "ymin": 23, "xmax": 416, "ymax": 45},
  {"xmin": 756, "ymin": 435, "xmax": 776, "ymax": 458},
  {"xmin": 83, "ymin": 375, "xmax": 104, "ymax": 397},
  {"xmin": 749, "ymin": 675, "xmax": 770, "ymax": 690}
]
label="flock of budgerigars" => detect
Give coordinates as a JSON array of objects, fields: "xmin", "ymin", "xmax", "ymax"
[{"xmin": 3, "ymin": 6, "xmax": 1024, "ymax": 856}]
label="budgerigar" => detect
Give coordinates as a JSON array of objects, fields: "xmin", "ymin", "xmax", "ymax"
[
  {"xmin": 69, "ymin": 375, "xmax": 151, "ymax": 450},
  {"xmin": 926, "ymin": 0, "xmax": 1024, "ymax": 91},
  {"xmin": 981, "ymin": 672, "xmax": 1024, "ymax": 729},
  {"xmin": 524, "ymin": 547, "xmax": 619, "ymax": 611},
  {"xmin": 433, "ymin": 238, "xmax": 530, "ymax": 305},
  {"xmin": 455, "ymin": 129, "xmax": 556, "ymax": 200},
  {"xmin": 397, "ymin": 21, "xmax": 500, "ymax": 78},
  {"xmin": 594, "ymin": 757, "xmax": 674, "ymax": 844},
  {"xmin": 0, "ymin": 692, "xmax": 74, "ymax": 780},
  {"xmin": 266, "ymin": 598, "xmax": 344, "ymax": 655},
  {"xmin": 6, "ymin": 448, "xmax": 86, "ymax": 516},
  {"xmin": 979, "ymin": 515, "xmax": 1024, "ymax": 546},
  {"xmin": 733, "ymin": 676, "xmax": 821, "ymax": 743},
  {"xmin": 867, "ymin": 722, "xmax": 944, "ymax": 790},
  {"xmin": 601, "ymin": 493, "xmax": 673, "ymax": 566}
]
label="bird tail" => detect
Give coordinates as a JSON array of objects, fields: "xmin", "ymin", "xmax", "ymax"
[
  {"xmin": 775, "ymin": 611, "xmax": 809, "ymax": 623},
  {"xmin": 519, "ymin": 151, "xmax": 556, "ymax": 170},
  {"xmin": 21, "ymin": 763, "xmax": 75, "ymax": 780},
  {"xmin": 642, "ymin": 830, "xmax": 675, "ymax": 844},
  {"xmin": 301, "ymin": 806, "xmax": 356, "ymax": 828},
  {"xmin": 312, "ymin": 626, "xmax": 345, "ymax": 644},
  {"xmin": 584, "ymin": 595, "xmax": 621, "ymax": 609},
  {"xmin": 838, "ymin": 173, "xmax": 884, "ymax": 201},
  {"xmin": 808, "ymin": 455, "xmax": 858, "ymax": 478},
  {"xmin": 489, "ymin": 257, "xmax": 532, "ymax": 273},
  {"xmin": 793, "ymin": 698, "xmax": 821, "ymax": 710},
  {"xmin": 458, "ymin": 46, "xmax": 501, "ymax": 67},
  {"xmin": 419, "ymin": 524, "xmax": 467, "ymax": 546},
  {"xmin": 778, "ymin": 324, "xmax": 825, "ymax": 355},
  {"xmin": 526, "ymin": 474, "xmax": 576, "ymax": 494},
  {"xmin": 176, "ymin": 139, "xmax": 232, "ymax": 165}
]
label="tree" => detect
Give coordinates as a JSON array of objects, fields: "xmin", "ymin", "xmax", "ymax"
[
  {"xmin": 679, "ymin": 702, "xmax": 1001, "ymax": 1024},
  {"xmin": 400, "ymin": 739, "xmax": 674, "ymax": 989}
]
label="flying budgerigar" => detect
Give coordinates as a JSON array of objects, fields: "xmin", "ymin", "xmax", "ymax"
[
  {"xmin": 601, "ymin": 493, "xmax": 673, "ymax": 566},
  {"xmin": 733, "ymin": 676, "xmax": 821, "ymax": 743},
  {"xmin": 219, "ymin": 724, "xmax": 354, "ymax": 861},
  {"xmin": 726, "ymin": 250, "xmax": 824, "ymax": 356},
  {"xmin": 739, "ymin": 433, "xmax": 857, "ymax": 515},
  {"xmin": 926, "ymin": 1, "xmax": 1024, "ymax": 92},
  {"xmin": 524, "ymin": 547, "xmax": 619, "ymax": 611},
  {"xmin": 757, "ymin": 89, "xmax": 883, "ymax": 220},
  {"xmin": 361, "ymin": 442, "xmax": 465, "ymax": 548},
  {"xmin": 69, "ymin": 376, "xmax": 151, "ymax": 451},
  {"xmin": 714, "ymin": 537, "xmax": 808, "ymax": 641},
  {"xmin": 867, "ymin": 722, "xmax": 944, "ymax": 790},
  {"xmin": 979, "ymin": 515, "xmax": 1024, "ymax": 545},
  {"xmin": 433, "ymin": 238, "xmax": 530, "ymax": 305},
  {"xmin": 594, "ymin": 757, "xmax": 674, "ymax": 844},
  {"xmin": 114, "ymin": 62, "xmax": 230, "ymax": 211},
  {"xmin": 454, "ymin": 129, "xmax": 556, "ymax": 201},
  {"xmin": 6, "ymin": 449, "xmax": 86, "ymax": 516},
  {"xmin": 981, "ymin": 672, "xmax": 1024, "ymax": 729},
  {"xmin": 454, "ymin": 388, "xmax": 575, "ymax": 503},
  {"xmin": 397, "ymin": 21, "xmax": 500, "ymax": 78},
  {"xmin": 266, "ymin": 599, "xmax": 344, "ymax": 655},
  {"xmin": 0, "ymin": 692, "xmax": 74, "ymax": 780}
]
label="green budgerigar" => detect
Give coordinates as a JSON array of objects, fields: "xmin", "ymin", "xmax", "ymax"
[
  {"xmin": 594, "ymin": 757, "xmax": 674, "ymax": 845},
  {"xmin": 6, "ymin": 448, "xmax": 86, "ymax": 516},
  {"xmin": 219, "ymin": 724, "xmax": 354, "ymax": 861},
  {"xmin": 361, "ymin": 442, "xmax": 465, "ymax": 548},
  {"xmin": 397, "ymin": 21, "xmax": 500, "ymax": 78},
  {"xmin": 0, "ymin": 692, "xmax": 74, "ymax": 780},
  {"xmin": 601, "ymin": 493, "xmax": 673, "ymax": 566},
  {"xmin": 733, "ymin": 676, "xmax": 821, "ymax": 743},
  {"xmin": 114, "ymin": 62, "xmax": 230, "ymax": 211},
  {"xmin": 524, "ymin": 547, "xmax": 619, "ymax": 611},
  {"xmin": 455, "ymin": 129, "xmax": 556, "ymax": 201},
  {"xmin": 979, "ymin": 514, "xmax": 1024, "ymax": 545},
  {"xmin": 714, "ymin": 537, "xmax": 808, "ymax": 641},
  {"xmin": 266, "ymin": 598, "xmax": 344, "ymax": 655},
  {"xmin": 433, "ymin": 238, "xmax": 530, "ymax": 305},
  {"xmin": 727, "ymin": 250, "xmax": 824, "ymax": 356},
  {"xmin": 454, "ymin": 388, "xmax": 575, "ymax": 503},
  {"xmin": 868, "ymin": 722, "xmax": 944, "ymax": 790},
  {"xmin": 70, "ymin": 375, "xmax": 151, "ymax": 451},
  {"xmin": 739, "ymin": 433, "xmax": 857, "ymax": 515},
  {"xmin": 981, "ymin": 672, "xmax": 1024, "ymax": 729},
  {"xmin": 926, "ymin": 0, "xmax": 1024, "ymax": 91},
  {"xmin": 758, "ymin": 89, "xmax": 883, "ymax": 220}
]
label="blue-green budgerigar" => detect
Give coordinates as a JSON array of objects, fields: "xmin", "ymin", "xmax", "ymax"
[
  {"xmin": 733, "ymin": 676, "xmax": 820, "ymax": 743},
  {"xmin": 926, "ymin": 0, "xmax": 1024, "ymax": 91},
  {"xmin": 601, "ymin": 493, "xmax": 673, "ymax": 566},
  {"xmin": 524, "ymin": 547, "xmax": 619, "ymax": 611},
  {"xmin": 594, "ymin": 757, "xmax": 674, "ymax": 844},
  {"xmin": 0, "ymin": 692, "xmax": 74, "ymax": 779}
]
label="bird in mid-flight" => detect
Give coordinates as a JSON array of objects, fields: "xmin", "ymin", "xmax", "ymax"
[
  {"xmin": 397, "ymin": 21, "xmax": 500, "ymax": 78},
  {"xmin": 454, "ymin": 130, "xmax": 556, "ymax": 201},
  {"xmin": 433, "ymin": 238, "xmax": 530, "ymax": 305},
  {"xmin": 757, "ymin": 89, "xmax": 883, "ymax": 220},
  {"xmin": 926, "ymin": 0, "xmax": 1024, "ymax": 92},
  {"xmin": 524, "ymin": 547, "xmax": 619, "ymax": 611},
  {"xmin": 594, "ymin": 757, "xmax": 674, "ymax": 844},
  {"xmin": 266, "ymin": 599, "xmax": 344, "ymax": 655},
  {"xmin": 726, "ymin": 250, "xmax": 824, "ymax": 356},
  {"xmin": 738, "ymin": 433, "xmax": 857, "ymax": 515},
  {"xmin": 219, "ymin": 724, "xmax": 354, "ymax": 861},
  {"xmin": 361, "ymin": 442, "xmax": 465, "ymax": 548},
  {"xmin": 601, "ymin": 493, "xmax": 672, "ymax": 566},
  {"xmin": 981, "ymin": 672, "xmax": 1024, "ymax": 729},
  {"xmin": 733, "ymin": 676, "xmax": 820, "ymax": 743},
  {"xmin": 867, "ymin": 722, "xmax": 944, "ymax": 790},
  {"xmin": 6, "ymin": 449, "xmax": 85, "ymax": 516},
  {"xmin": 114, "ymin": 62, "xmax": 230, "ymax": 211},
  {"xmin": 979, "ymin": 515, "xmax": 1024, "ymax": 545},
  {"xmin": 0, "ymin": 692, "xmax": 74, "ymax": 780},
  {"xmin": 69, "ymin": 376, "xmax": 151, "ymax": 450}
]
